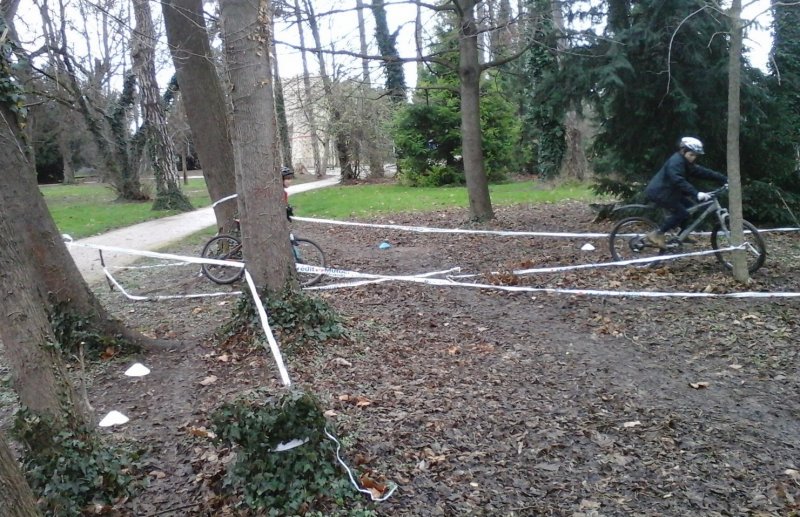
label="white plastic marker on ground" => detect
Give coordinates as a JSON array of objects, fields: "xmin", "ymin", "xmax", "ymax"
[
  {"xmin": 124, "ymin": 363, "xmax": 151, "ymax": 377},
  {"xmin": 98, "ymin": 410, "xmax": 130, "ymax": 427}
]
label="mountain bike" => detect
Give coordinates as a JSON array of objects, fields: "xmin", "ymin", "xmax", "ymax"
[
  {"xmin": 200, "ymin": 220, "xmax": 326, "ymax": 286},
  {"xmin": 608, "ymin": 185, "xmax": 766, "ymax": 274}
]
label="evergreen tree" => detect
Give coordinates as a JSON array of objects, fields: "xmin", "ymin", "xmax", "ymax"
[{"xmin": 547, "ymin": 0, "xmax": 800, "ymax": 223}]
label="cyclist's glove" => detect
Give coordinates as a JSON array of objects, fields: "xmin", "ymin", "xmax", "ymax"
[
  {"xmin": 697, "ymin": 192, "xmax": 712, "ymax": 202},
  {"xmin": 286, "ymin": 205, "xmax": 294, "ymax": 221}
]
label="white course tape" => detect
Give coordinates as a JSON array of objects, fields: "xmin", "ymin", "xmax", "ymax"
[
  {"xmin": 292, "ymin": 216, "xmax": 610, "ymax": 238},
  {"xmin": 212, "ymin": 193, "xmax": 238, "ymax": 207},
  {"xmin": 66, "ymin": 236, "xmax": 291, "ymax": 385},
  {"xmin": 294, "ymin": 216, "xmax": 800, "ymax": 238},
  {"xmin": 325, "ymin": 428, "xmax": 397, "ymax": 502},
  {"xmin": 243, "ymin": 269, "xmax": 292, "ymax": 387},
  {"xmin": 102, "ymin": 266, "xmax": 242, "ymax": 301}
]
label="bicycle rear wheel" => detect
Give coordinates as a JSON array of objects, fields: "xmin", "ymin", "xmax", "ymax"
[
  {"xmin": 292, "ymin": 238, "xmax": 326, "ymax": 287},
  {"xmin": 711, "ymin": 219, "xmax": 766, "ymax": 274},
  {"xmin": 609, "ymin": 217, "xmax": 668, "ymax": 264},
  {"xmin": 201, "ymin": 235, "xmax": 245, "ymax": 284}
]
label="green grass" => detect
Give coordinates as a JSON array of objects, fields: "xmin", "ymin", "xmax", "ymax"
[
  {"xmin": 291, "ymin": 180, "xmax": 598, "ymax": 219},
  {"xmin": 42, "ymin": 179, "xmax": 211, "ymax": 239},
  {"xmin": 43, "ymin": 177, "xmax": 599, "ymax": 238}
]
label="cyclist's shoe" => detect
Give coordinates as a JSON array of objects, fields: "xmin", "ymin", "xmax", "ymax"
[{"xmin": 644, "ymin": 230, "xmax": 667, "ymax": 249}]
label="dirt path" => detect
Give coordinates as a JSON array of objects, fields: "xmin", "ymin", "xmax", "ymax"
[{"xmin": 57, "ymin": 201, "xmax": 800, "ymax": 514}]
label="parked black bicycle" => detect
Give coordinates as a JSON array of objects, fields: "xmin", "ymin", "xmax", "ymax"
[
  {"xmin": 200, "ymin": 219, "xmax": 326, "ymax": 287},
  {"xmin": 608, "ymin": 185, "xmax": 766, "ymax": 273}
]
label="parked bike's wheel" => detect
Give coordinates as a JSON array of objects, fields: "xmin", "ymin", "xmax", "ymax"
[
  {"xmin": 609, "ymin": 217, "xmax": 668, "ymax": 264},
  {"xmin": 293, "ymin": 238, "xmax": 326, "ymax": 287},
  {"xmin": 711, "ymin": 219, "xmax": 766, "ymax": 274},
  {"xmin": 201, "ymin": 235, "xmax": 245, "ymax": 284}
]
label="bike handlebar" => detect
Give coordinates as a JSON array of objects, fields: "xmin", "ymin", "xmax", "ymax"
[{"xmin": 708, "ymin": 184, "xmax": 729, "ymax": 198}]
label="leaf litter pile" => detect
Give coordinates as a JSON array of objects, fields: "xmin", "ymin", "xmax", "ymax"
[{"xmin": 49, "ymin": 202, "xmax": 800, "ymax": 514}]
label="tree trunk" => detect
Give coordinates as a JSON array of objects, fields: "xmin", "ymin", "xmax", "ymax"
[
  {"xmin": 293, "ymin": 0, "xmax": 323, "ymax": 177},
  {"xmin": 304, "ymin": 0, "xmax": 355, "ymax": 181},
  {"xmin": 162, "ymin": 0, "xmax": 238, "ymax": 232},
  {"xmin": 132, "ymin": 0, "xmax": 193, "ymax": 212},
  {"xmin": 0, "ymin": 432, "xmax": 41, "ymax": 517},
  {"xmin": 726, "ymin": 0, "xmax": 748, "ymax": 281},
  {"xmin": 458, "ymin": 0, "xmax": 494, "ymax": 221},
  {"xmin": 272, "ymin": 40, "xmax": 293, "ymax": 169},
  {"xmin": 0, "ymin": 104, "xmax": 170, "ymax": 352},
  {"xmin": 356, "ymin": 0, "xmax": 385, "ymax": 178},
  {"xmin": 220, "ymin": 0, "xmax": 296, "ymax": 291},
  {"xmin": 58, "ymin": 126, "xmax": 76, "ymax": 184},
  {"xmin": 0, "ymin": 127, "xmax": 89, "ymax": 425}
]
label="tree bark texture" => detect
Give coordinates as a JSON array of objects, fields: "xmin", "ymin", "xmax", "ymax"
[
  {"xmin": 293, "ymin": 0, "xmax": 323, "ymax": 176},
  {"xmin": 457, "ymin": 0, "xmax": 494, "ymax": 221},
  {"xmin": 162, "ymin": 0, "xmax": 238, "ymax": 231},
  {"xmin": 0, "ymin": 431, "xmax": 41, "ymax": 517},
  {"xmin": 132, "ymin": 0, "xmax": 192, "ymax": 212},
  {"xmin": 220, "ymin": 0, "xmax": 296, "ymax": 292},
  {"xmin": 726, "ymin": 0, "xmax": 748, "ymax": 281},
  {"xmin": 0, "ymin": 110, "xmax": 88, "ymax": 424},
  {"xmin": 0, "ymin": 104, "xmax": 167, "ymax": 351}
]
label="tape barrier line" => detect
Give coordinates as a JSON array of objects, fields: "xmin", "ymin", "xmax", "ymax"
[
  {"xmin": 325, "ymin": 428, "xmax": 397, "ymax": 502},
  {"xmin": 301, "ymin": 259, "xmax": 800, "ymax": 298},
  {"xmin": 243, "ymin": 270, "xmax": 292, "ymax": 387},
  {"xmin": 66, "ymin": 237, "xmax": 291, "ymax": 386},
  {"xmin": 292, "ymin": 216, "xmax": 611, "ymax": 238},
  {"xmin": 212, "ymin": 193, "xmax": 238, "ymax": 207},
  {"xmin": 102, "ymin": 266, "xmax": 242, "ymax": 301},
  {"xmin": 293, "ymin": 216, "xmax": 800, "ymax": 239}
]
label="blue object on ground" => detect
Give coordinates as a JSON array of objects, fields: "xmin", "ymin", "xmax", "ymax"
[{"xmin": 379, "ymin": 241, "xmax": 391, "ymax": 249}]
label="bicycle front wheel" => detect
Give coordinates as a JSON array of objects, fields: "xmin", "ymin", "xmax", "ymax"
[
  {"xmin": 293, "ymin": 238, "xmax": 326, "ymax": 287},
  {"xmin": 711, "ymin": 219, "xmax": 766, "ymax": 274},
  {"xmin": 609, "ymin": 217, "xmax": 666, "ymax": 264},
  {"xmin": 201, "ymin": 235, "xmax": 245, "ymax": 284}
]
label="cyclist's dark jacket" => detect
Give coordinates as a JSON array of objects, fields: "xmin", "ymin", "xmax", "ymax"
[{"xmin": 644, "ymin": 152, "xmax": 727, "ymax": 203}]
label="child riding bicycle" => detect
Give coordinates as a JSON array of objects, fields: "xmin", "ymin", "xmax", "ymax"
[{"xmin": 643, "ymin": 137, "xmax": 728, "ymax": 249}]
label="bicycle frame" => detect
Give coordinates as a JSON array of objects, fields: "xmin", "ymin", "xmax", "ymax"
[{"xmin": 673, "ymin": 198, "xmax": 728, "ymax": 243}]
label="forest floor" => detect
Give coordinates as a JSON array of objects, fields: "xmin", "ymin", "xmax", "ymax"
[{"xmin": 4, "ymin": 199, "xmax": 800, "ymax": 516}]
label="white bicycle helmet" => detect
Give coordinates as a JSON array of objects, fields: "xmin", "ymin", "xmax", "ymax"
[{"xmin": 680, "ymin": 136, "xmax": 705, "ymax": 155}]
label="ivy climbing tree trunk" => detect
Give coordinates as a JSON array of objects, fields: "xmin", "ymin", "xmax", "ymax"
[
  {"xmin": 0, "ymin": 431, "xmax": 40, "ymax": 517},
  {"xmin": 272, "ymin": 39, "xmax": 293, "ymax": 169},
  {"xmin": 303, "ymin": 0, "xmax": 356, "ymax": 181},
  {"xmin": 162, "ymin": 0, "xmax": 238, "ymax": 232},
  {"xmin": 132, "ymin": 0, "xmax": 192, "ymax": 212},
  {"xmin": 220, "ymin": 0, "xmax": 296, "ymax": 291},
  {"xmin": 357, "ymin": 0, "xmax": 386, "ymax": 178}
]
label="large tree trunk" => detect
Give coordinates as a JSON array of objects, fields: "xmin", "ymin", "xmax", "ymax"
[
  {"xmin": 132, "ymin": 0, "xmax": 193, "ymax": 212},
  {"xmin": 220, "ymin": 0, "xmax": 296, "ymax": 291},
  {"xmin": 0, "ymin": 432, "xmax": 41, "ymax": 517},
  {"xmin": 0, "ymin": 124, "xmax": 89, "ymax": 425},
  {"xmin": 162, "ymin": 0, "xmax": 237, "ymax": 232},
  {"xmin": 458, "ymin": 0, "xmax": 494, "ymax": 221},
  {"xmin": 293, "ymin": 0, "xmax": 323, "ymax": 177},
  {"xmin": 0, "ymin": 104, "xmax": 169, "ymax": 351}
]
